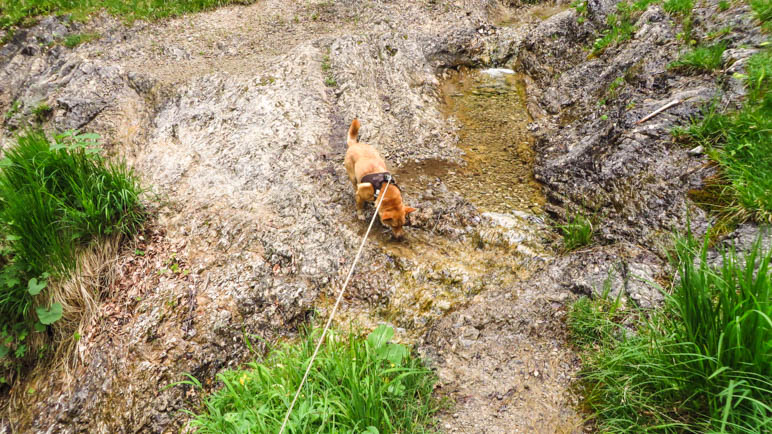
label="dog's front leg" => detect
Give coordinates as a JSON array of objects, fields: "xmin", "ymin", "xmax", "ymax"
[{"xmin": 355, "ymin": 183, "xmax": 374, "ymax": 221}]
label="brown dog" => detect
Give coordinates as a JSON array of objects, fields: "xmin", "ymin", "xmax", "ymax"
[{"xmin": 344, "ymin": 119, "xmax": 416, "ymax": 238}]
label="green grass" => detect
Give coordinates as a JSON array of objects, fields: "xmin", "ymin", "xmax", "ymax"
[
  {"xmin": 187, "ymin": 325, "xmax": 439, "ymax": 433},
  {"xmin": 750, "ymin": 0, "xmax": 771, "ymax": 32},
  {"xmin": 718, "ymin": 0, "xmax": 730, "ymax": 11},
  {"xmin": 663, "ymin": 0, "xmax": 693, "ymax": 14},
  {"xmin": 62, "ymin": 31, "xmax": 98, "ymax": 48},
  {"xmin": 558, "ymin": 214, "xmax": 593, "ymax": 251},
  {"xmin": 4, "ymin": 100, "xmax": 20, "ymax": 120},
  {"xmin": 567, "ymin": 275, "xmax": 624, "ymax": 349},
  {"xmin": 0, "ymin": 0, "xmax": 256, "ymax": 29},
  {"xmin": 746, "ymin": 48, "xmax": 772, "ymax": 105},
  {"xmin": 599, "ymin": 76, "xmax": 626, "ymax": 105},
  {"xmin": 0, "ymin": 130, "xmax": 144, "ymax": 384},
  {"xmin": 571, "ymin": 0, "xmax": 588, "ymax": 24},
  {"xmin": 0, "ymin": 130, "xmax": 144, "ymax": 276},
  {"xmin": 321, "ymin": 52, "xmax": 337, "ymax": 87},
  {"xmin": 706, "ymin": 25, "xmax": 733, "ymax": 40},
  {"xmin": 569, "ymin": 231, "xmax": 772, "ymax": 432},
  {"xmin": 30, "ymin": 102, "xmax": 52, "ymax": 123},
  {"xmin": 676, "ymin": 49, "xmax": 771, "ymax": 224},
  {"xmin": 660, "ymin": 0, "xmax": 694, "ymax": 42},
  {"xmin": 668, "ymin": 42, "xmax": 727, "ymax": 73},
  {"xmin": 592, "ymin": 0, "xmax": 658, "ymax": 54}
]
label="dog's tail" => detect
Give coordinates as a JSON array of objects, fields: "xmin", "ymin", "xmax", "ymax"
[{"xmin": 347, "ymin": 119, "xmax": 360, "ymax": 147}]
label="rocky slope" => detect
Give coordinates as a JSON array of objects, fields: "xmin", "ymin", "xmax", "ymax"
[{"xmin": 0, "ymin": 0, "xmax": 768, "ymax": 432}]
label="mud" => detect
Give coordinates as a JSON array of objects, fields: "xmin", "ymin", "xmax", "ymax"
[{"xmin": 0, "ymin": 0, "xmax": 769, "ymax": 432}]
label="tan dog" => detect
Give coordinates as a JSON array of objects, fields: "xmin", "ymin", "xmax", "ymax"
[{"xmin": 344, "ymin": 119, "xmax": 416, "ymax": 239}]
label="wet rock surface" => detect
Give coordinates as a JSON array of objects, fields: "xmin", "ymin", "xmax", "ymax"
[{"xmin": 0, "ymin": 0, "xmax": 769, "ymax": 432}]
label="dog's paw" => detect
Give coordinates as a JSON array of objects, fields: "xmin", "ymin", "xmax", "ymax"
[{"xmin": 357, "ymin": 212, "xmax": 366, "ymax": 221}]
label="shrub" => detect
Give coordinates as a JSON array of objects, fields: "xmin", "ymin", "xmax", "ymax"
[
  {"xmin": 188, "ymin": 325, "xmax": 439, "ymax": 433},
  {"xmin": 569, "ymin": 231, "xmax": 772, "ymax": 432}
]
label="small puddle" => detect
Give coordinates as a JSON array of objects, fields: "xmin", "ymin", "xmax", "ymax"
[{"xmin": 398, "ymin": 67, "xmax": 545, "ymax": 215}]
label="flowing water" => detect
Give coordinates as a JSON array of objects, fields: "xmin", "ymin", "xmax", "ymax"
[
  {"xmin": 330, "ymin": 68, "xmax": 552, "ymax": 340},
  {"xmin": 400, "ymin": 68, "xmax": 545, "ymax": 215}
]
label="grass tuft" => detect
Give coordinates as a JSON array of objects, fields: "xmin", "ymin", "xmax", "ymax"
[
  {"xmin": 31, "ymin": 102, "xmax": 52, "ymax": 123},
  {"xmin": 663, "ymin": 0, "xmax": 693, "ymax": 14},
  {"xmin": 187, "ymin": 325, "xmax": 439, "ymax": 433},
  {"xmin": 668, "ymin": 42, "xmax": 727, "ymax": 73},
  {"xmin": 591, "ymin": 0, "xmax": 657, "ymax": 54},
  {"xmin": 676, "ymin": 49, "xmax": 771, "ymax": 224},
  {"xmin": 750, "ymin": 0, "xmax": 771, "ymax": 32},
  {"xmin": 559, "ymin": 214, "xmax": 593, "ymax": 251},
  {"xmin": 0, "ymin": 130, "xmax": 144, "ymax": 276},
  {"xmin": 4, "ymin": 100, "xmax": 20, "ymax": 120},
  {"xmin": 62, "ymin": 32, "xmax": 99, "ymax": 48},
  {"xmin": 569, "ymin": 231, "xmax": 772, "ymax": 432},
  {"xmin": 0, "ymin": 130, "xmax": 144, "ymax": 385}
]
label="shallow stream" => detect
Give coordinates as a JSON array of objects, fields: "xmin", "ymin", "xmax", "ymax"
[{"xmin": 330, "ymin": 68, "xmax": 552, "ymax": 340}]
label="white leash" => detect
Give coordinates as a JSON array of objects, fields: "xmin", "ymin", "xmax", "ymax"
[{"xmin": 278, "ymin": 180, "xmax": 391, "ymax": 434}]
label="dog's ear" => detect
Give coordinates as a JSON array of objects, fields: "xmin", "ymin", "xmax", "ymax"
[
  {"xmin": 356, "ymin": 183, "xmax": 374, "ymax": 201},
  {"xmin": 404, "ymin": 206, "xmax": 417, "ymax": 214}
]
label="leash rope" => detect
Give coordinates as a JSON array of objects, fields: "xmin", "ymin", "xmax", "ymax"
[{"xmin": 278, "ymin": 179, "xmax": 391, "ymax": 434}]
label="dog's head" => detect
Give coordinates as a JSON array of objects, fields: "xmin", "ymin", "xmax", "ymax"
[
  {"xmin": 377, "ymin": 185, "xmax": 416, "ymax": 239},
  {"xmin": 356, "ymin": 183, "xmax": 415, "ymax": 239}
]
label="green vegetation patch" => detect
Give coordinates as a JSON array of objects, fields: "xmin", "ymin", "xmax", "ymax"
[
  {"xmin": 0, "ymin": 0, "xmax": 256, "ymax": 29},
  {"xmin": 0, "ymin": 130, "xmax": 144, "ymax": 384},
  {"xmin": 569, "ymin": 232, "xmax": 772, "ymax": 432},
  {"xmin": 4, "ymin": 100, "xmax": 20, "ymax": 120},
  {"xmin": 188, "ymin": 325, "xmax": 439, "ymax": 433},
  {"xmin": 677, "ymin": 49, "xmax": 771, "ymax": 224},
  {"xmin": 750, "ymin": 0, "xmax": 771, "ymax": 32},
  {"xmin": 0, "ymin": 130, "xmax": 144, "ymax": 275},
  {"xmin": 669, "ymin": 41, "xmax": 727, "ymax": 73},
  {"xmin": 571, "ymin": 0, "xmax": 588, "ymax": 24},
  {"xmin": 558, "ymin": 214, "xmax": 593, "ymax": 251},
  {"xmin": 62, "ymin": 31, "xmax": 98, "ymax": 48},
  {"xmin": 30, "ymin": 102, "xmax": 53, "ymax": 123},
  {"xmin": 592, "ymin": 0, "xmax": 658, "ymax": 54},
  {"xmin": 663, "ymin": 0, "xmax": 694, "ymax": 15}
]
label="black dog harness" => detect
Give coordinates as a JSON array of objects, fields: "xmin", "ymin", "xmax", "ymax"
[{"xmin": 360, "ymin": 172, "xmax": 399, "ymax": 200}]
